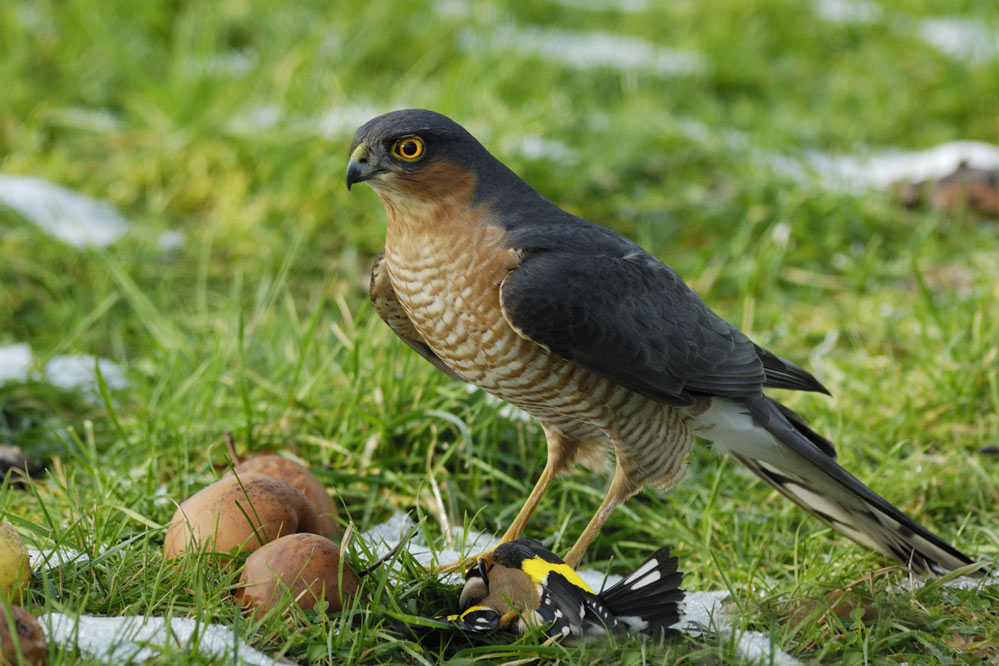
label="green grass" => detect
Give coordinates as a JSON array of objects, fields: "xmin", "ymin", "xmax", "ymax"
[{"xmin": 2, "ymin": 0, "xmax": 998, "ymax": 663}]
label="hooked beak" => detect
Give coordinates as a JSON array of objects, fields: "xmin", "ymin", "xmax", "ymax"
[{"xmin": 346, "ymin": 143, "xmax": 378, "ymax": 190}]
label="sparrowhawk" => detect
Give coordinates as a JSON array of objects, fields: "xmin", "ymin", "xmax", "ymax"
[{"xmin": 346, "ymin": 108, "xmax": 977, "ymax": 576}]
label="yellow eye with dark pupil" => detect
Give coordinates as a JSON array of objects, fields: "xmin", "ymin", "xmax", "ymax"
[{"xmin": 394, "ymin": 137, "xmax": 425, "ymax": 160}]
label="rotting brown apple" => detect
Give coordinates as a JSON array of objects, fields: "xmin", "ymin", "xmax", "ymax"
[
  {"xmin": 235, "ymin": 533, "xmax": 360, "ymax": 615},
  {"xmin": 163, "ymin": 473, "xmax": 322, "ymax": 560},
  {"xmin": 0, "ymin": 605, "xmax": 46, "ymax": 666},
  {"xmin": 229, "ymin": 456, "xmax": 339, "ymax": 539}
]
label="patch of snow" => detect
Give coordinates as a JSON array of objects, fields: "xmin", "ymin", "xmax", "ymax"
[
  {"xmin": 157, "ymin": 230, "xmax": 185, "ymax": 252},
  {"xmin": 152, "ymin": 483, "xmax": 173, "ymax": 508},
  {"xmin": 674, "ymin": 115, "xmax": 999, "ymax": 195},
  {"xmin": 0, "ymin": 343, "xmax": 33, "ymax": 385},
  {"xmin": 42, "ymin": 614, "xmax": 279, "ymax": 666},
  {"xmin": 769, "ymin": 141, "xmax": 999, "ymax": 192},
  {"xmin": 434, "ymin": 0, "xmax": 473, "ymax": 17},
  {"xmin": 552, "ymin": 0, "xmax": 650, "ymax": 12},
  {"xmin": 514, "ymin": 135, "xmax": 579, "ymax": 163},
  {"xmin": 579, "ymin": 568, "xmax": 623, "ymax": 592},
  {"xmin": 734, "ymin": 629, "xmax": 807, "ymax": 666},
  {"xmin": 459, "ymin": 24, "xmax": 706, "ymax": 77},
  {"xmin": 230, "ymin": 105, "xmax": 283, "ymax": 133},
  {"xmin": 607, "ymin": 113, "xmax": 997, "ymax": 204},
  {"xmin": 812, "ymin": 2, "xmax": 998, "ymax": 63},
  {"xmin": 44, "ymin": 355, "xmax": 128, "ymax": 396},
  {"xmin": 943, "ymin": 574, "xmax": 999, "ymax": 590},
  {"xmin": 189, "ymin": 51, "xmax": 255, "ymax": 77},
  {"xmin": 49, "ymin": 107, "xmax": 122, "ymax": 133},
  {"xmin": 918, "ymin": 17, "xmax": 999, "ymax": 63},
  {"xmin": 28, "ymin": 547, "xmax": 90, "ymax": 570},
  {"xmin": 669, "ymin": 590, "xmax": 806, "ymax": 664},
  {"xmin": 359, "ymin": 509, "xmax": 418, "ymax": 550},
  {"xmin": 771, "ymin": 221, "xmax": 792, "ymax": 247},
  {"xmin": 898, "ymin": 561, "xmax": 999, "ymax": 591},
  {"xmin": 318, "ymin": 104, "xmax": 386, "ymax": 138},
  {"xmin": 673, "ymin": 118, "xmax": 751, "ymax": 150},
  {"xmin": 813, "ymin": 0, "xmax": 881, "ymax": 24},
  {"xmin": 675, "ymin": 589, "xmax": 730, "ymax": 631},
  {"xmin": 0, "ymin": 174, "xmax": 129, "ymax": 247},
  {"xmin": 360, "ymin": 511, "xmax": 497, "ymax": 585},
  {"xmin": 14, "ymin": 3, "xmax": 49, "ymax": 33},
  {"xmin": 246, "ymin": 105, "xmax": 282, "ymax": 129}
]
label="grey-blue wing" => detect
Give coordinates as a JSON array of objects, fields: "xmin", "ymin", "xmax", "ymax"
[{"xmin": 500, "ymin": 248, "xmax": 773, "ymax": 405}]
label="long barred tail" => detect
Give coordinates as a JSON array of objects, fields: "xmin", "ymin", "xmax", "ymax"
[
  {"xmin": 694, "ymin": 395, "xmax": 980, "ymax": 577},
  {"xmin": 599, "ymin": 545, "xmax": 685, "ymax": 634}
]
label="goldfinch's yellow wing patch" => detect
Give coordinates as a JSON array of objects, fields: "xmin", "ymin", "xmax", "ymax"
[{"xmin": 520, "ymin": 556, "xmax": 594, "ymax": 593}]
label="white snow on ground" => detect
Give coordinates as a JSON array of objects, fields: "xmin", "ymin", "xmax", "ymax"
[
  {"xmin": 28, "ymin": 547, "xmax": 91, "ymax": 570},
  {"xmin": 48, "ymin": 107, "xmax": 122, "ymax": 133},
  {"xmin": 918, "ymin": 17, "xmax": 999, "ymax": 63},
  {"xmin": 812, "ymin": 0, "xmax": 880, "ymax": 24},
  {"xmin": 359, "ymin": 509, "xmax": 499, "ymax": 585},
  {"xmin": 0, "ymin": 343, "xmax": 129, "ymax": 400},
  {"xmin": 318, "ymin": 104, "xmax": 386, "ymax": 138},
  {"xmin": 157, "ymin": 230, "xmax": 185, "ymax": 252},
  {"xmin": 553, "ymin": 0, "xmax": 649, "ymax": 11},
  {"xmin": 770, "ymin": 141, "xmax": 999, "ymax": 193},
  {"xmin": 672, "ymin": 118, "xmax": 999, "ymax": 194},
  {"xmin": 44, "ymin": 355, "xmax": 129, "ymax": 396},
  {"xmin": 0, "ymin": 343, "xmax": 33, "ymax": 385},
  {"xmin": 668, "ymin": 116, "xmax": 999, "ymax": 196},
  {"xmin": 187, "ymin": 51, "xmax": 255, "ymax": 77},
  {"xmin": 42, "ymin": 614, "xmax": 280, "ymax": 666},
  {"xmin": 458, "ymin": 24, "xmax": 706, "ymax": 77},
  {"xmin": 514, "ymin": 135, "xmax": 580, "ymax": 164},
  {"xmin": 0, "ymin": 174, "xmax": 129, "ymax": 247},
  {"xmin": 812, "ymin": 1, "xmax": 999, "ymax": 64}
]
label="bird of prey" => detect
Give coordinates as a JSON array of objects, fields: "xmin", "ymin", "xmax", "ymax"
[{"xmin": 346, "ymin": 108, "xmax": 977, "ymax": 575}]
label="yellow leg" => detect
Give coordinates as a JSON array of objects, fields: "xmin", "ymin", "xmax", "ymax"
[
  {"xmin": 497, "ymin": 454, "xmax": 560, "ymax": 543},
  {"xmin": 562, "ymin": 463, "xmax": 632, "ymax": 568},
  {"xmin": 433, "ymin": 427, "xmax": 577, "ymax": 573},
  {"xmin": 498, "ymin": 427, "xmax": 577, "ymax": 542}
]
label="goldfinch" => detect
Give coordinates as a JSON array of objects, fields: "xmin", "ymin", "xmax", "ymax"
[{"xmin": 446, "ymin": 538, "xmax": 684, "ymax": 639}]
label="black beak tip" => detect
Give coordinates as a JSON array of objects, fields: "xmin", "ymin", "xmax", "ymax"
[{"xmin": 346, "ymin": 157, "xmax": 370, "ymax": 192}]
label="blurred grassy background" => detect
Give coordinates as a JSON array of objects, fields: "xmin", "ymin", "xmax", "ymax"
[{"xmin": 1, "ymin": 0, "xmax": 998, "ymax": 663}]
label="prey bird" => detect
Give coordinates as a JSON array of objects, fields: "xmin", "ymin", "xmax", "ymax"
[
  {"xmin": 346, "ymin": 109, "xmax": 977, "ymax": 576},
  {"xmin": 448, "ymin": 538, "xmax": 684, "ymax": 639}
]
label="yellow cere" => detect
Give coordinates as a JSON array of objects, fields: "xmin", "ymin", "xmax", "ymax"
[
  {"xmin": 350, "ymin": 144, "xmax": 368, "ymax": 162},
  {"xmin": 521, "ymin": 556, "xmax": 594, "ymax": 593}
]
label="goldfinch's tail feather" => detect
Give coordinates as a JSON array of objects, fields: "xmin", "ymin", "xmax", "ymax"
[{"xmin": 598, "ymin": 545, "xmax": 685, "ymax": 633}]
